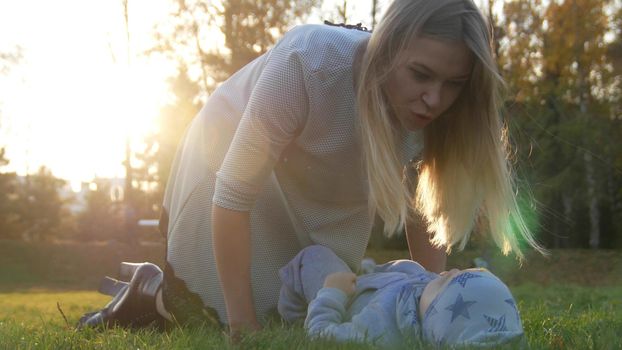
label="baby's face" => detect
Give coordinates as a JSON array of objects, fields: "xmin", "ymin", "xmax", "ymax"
[{"xmin": 418, "ymin": 268, "xmax": 483, "ymax": 320}]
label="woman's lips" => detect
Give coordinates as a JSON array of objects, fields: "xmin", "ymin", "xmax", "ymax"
[
  {"xmin": 418, "ymin": 113, "xmax": 431, "ymax": 119},
  {"xmin": 412, "ymin": 112, "xmax": 433, "ymax": 123}
]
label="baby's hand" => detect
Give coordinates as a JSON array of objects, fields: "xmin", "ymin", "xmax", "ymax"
[{"xmin": 324, "ymin": 272, "xmax": 357, "ymax": 296}]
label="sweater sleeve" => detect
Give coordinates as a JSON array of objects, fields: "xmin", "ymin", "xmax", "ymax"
[
  {"xmin": 305, "ymin": 288, "xmax": 370, "ymax": 343},
  {"xmin": 213, "ymin": 31, "xmax": 310, "ymax": 211}
]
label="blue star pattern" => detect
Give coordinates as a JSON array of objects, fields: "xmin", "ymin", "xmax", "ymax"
[
  {"xmin": 398, "ymin": 285, "xmax": 423, "ymax": 326},
  {"xmin": 403, "ymin": 308, "xmax": 418, "ymax": 326},
  {"xmin": 445, "ymin": 294, "xmax": 477, "ymax": 322},
  {"xmin": 505, "ymin": 299, "xmax": 520, "ymax": 322},
  {"xmin": 505, "ymin": 299, "xmax": 516, "ymax": 311},
  {"xmin": 484, "ymin": 314, "xmax": 508, "ymax": 332},
  {"xmin": 424, "ymin": 304, "xmax": 438, "ymax": 319},
  {"xmin": 398, "ymin": 285, "xmax": 412, "ymax": 302},
  {"xmin": 449, "ymin": 272, "xmax": 482, "ymax": 288}
]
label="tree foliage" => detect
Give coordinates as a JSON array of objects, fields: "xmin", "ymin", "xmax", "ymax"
[
  {"xmin": 0, "ymin": 152, "xmax": 72, "ymax": 242},
  {"xmin": 0, "ymin": 148, "xmax": 20, "ymax": 238},
  {"xmin": 0, "ymin": 46, "xmax": 22, "ymax": 75},
  {"xmin": 75, "ymin": 180, "xmax": 124, "ymax": 242},
  {"xmin": 133, "ymin": 65, "xmax": 201, "ymax": 219},
  {"xmin": 12, "ymin": 167, "xmax": 68, "ymax": 241},
  {"xmin": 499, "ymin": 0, "xmax": 621, "ymax": 248},
  {"xmin": 2, "ymin": 1, "xmax": 618, "ymax": 249},
  {"xmin": 150, "ymin": 0, "xmax": 320, "ymax": 94},
  {"xmin": 132, "ymin": 0, "xmax": 320, "ymax": 219}
]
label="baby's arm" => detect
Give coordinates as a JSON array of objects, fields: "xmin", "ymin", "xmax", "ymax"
[
  {"xmin": 304, "ymin": 287, "xmax": 370, "ymax": 343},
  {"xmin": 304, "ymin": 272, "xmax": 369, "ymax": 342}
]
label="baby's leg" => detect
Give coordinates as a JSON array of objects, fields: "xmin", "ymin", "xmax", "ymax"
[{"xmin": 278, "ymin": 245, "xmax": 351, "ymax": 322}]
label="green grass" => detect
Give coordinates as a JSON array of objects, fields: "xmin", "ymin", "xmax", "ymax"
[
  {"xmin": 0, "ymin": 240, "xmax": 621, "ymax": 349},
  {"xmin": 1, "ymin": 286, "xmax": 620, "ymax": 349}
]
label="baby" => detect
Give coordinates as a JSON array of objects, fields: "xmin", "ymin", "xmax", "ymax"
[{"xmin": 278, "ymin": 245, "xmax": 523, "ymax": 347}]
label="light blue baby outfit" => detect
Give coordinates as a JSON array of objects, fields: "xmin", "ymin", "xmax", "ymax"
[
  {"xmin": 279, "ymin": 245, "xmax": 436, "ymax": 346},
  {"xmin": 278, "ymin": 245, "xmax": 523, "ymax": 347}
]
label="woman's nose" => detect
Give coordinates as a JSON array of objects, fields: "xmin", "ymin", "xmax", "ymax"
[{"xmin": 421, "ymin": 84, "xmax": 442, "ymax": 109}]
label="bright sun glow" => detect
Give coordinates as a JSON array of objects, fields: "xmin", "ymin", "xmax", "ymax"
[
  {"xmin": 0, "ymin": 0, "xmax": 173, "ymax": 189},
  {"xmin": 1, "ymin": 0, "xmax": 383, "ymax": 190}
]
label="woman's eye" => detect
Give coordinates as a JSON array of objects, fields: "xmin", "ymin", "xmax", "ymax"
[
  {"xmin": 448, "ymin": 80, "xmax": 467, "ymax": 88},
  {"xmin": 411, "ymin": 70, "xmax": 429, "ymax": 81}
]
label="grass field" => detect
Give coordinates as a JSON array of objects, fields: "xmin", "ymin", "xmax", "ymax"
[{"xmin": 0, "ymin": 240, "xmax": 621, "ymax": 349}]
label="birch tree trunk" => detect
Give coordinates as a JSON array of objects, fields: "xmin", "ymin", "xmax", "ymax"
[
  {"xmin": 607, "ymin": 159, "xmax": 621, "ymax": 225},
  {"xmin": 584, "ymin": 151, "xmax": 600, "ymax": 248},
  {"xmin": 337, "ymin": 0, "xmax": 348, "ymax": 23},
  {"xmin": 573, "ymin": 0, "xmax": 600, "ymax": 249},
  {"xmin": 371, "ymin": 0, "xmax": 378, "ymax": 28},
  {"xmin": 561, "ymin": 193, "xmax": 573, "ymax": 248}
]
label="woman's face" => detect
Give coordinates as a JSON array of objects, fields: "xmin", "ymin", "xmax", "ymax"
[{"xmin": 384, "ymin": 36, "xmax": 474, "ymax": 131}]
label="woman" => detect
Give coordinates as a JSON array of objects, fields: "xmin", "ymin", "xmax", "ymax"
[{"xmin": 79, "ymin": 0, "xmax": 543, "ymax": 336}]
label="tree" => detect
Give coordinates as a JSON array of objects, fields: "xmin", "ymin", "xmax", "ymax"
[
  {"xmin": 603, "ymin": 3, "xmax": 622, "ymax": 247},
  {"xmin": 0, "ymin": 148, "xmax": 19, "ymax": 239},
  {"xmin": 543, "ymin": 0, "xmax": 614, "ymax": 249},
  {"xmin": 132, "ymin": 65, "xmax": 201, "ymax": 218},
  {"xmin": 371, "ymin": 0, "xmax": 378, "ymax": 29},
  {"xmin": 0, "ymin": 47, "xmax": 23, "ymax": 239},
  {"xmin": 499, "ymin": 0, "xmax": 620, "ymax": 248},
  {"xmin": 150, "ymin": 0, "xmax": 320, "ymax": 95},
  {"xmin": 498, "ymin": 0, "xmax": 544, "ymax": 103},
  {"xmin": 14, "ymin": 167, "xmax": 68, "ymax": 241},
  {"xmin": 0, "ymin": 46, "xmax": 22, "ymax": 75},
  {"xmin": 336, "ymin": 0, "xmax": 349, "ymax": 23},
  {"xmin": 135, "ymin": 0, "xmax": 320, "ymax": 210},
  {"xmin": 76, "ymin": 180, "xmax": 124, "ymax": 242}
]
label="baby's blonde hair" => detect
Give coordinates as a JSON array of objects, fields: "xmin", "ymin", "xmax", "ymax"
[{"xmin": 357, "ymin": 0, "xmax": 544, "ymax": 258}]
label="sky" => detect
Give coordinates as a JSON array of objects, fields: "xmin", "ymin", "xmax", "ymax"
[
  {"xmin": 0, "ymin": 0, "xmax": 175, "ymax": 191},
  {"xmin": 0, "ymin": 0, "xmax": 493, "ymax": 191}
]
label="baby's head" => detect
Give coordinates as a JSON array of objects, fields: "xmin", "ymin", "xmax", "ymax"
[{"xmin": 418, "ymin": 268, "xmax": 523, "ymax": 346}]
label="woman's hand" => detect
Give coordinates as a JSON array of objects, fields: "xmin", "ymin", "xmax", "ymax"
[
  {"xmin": 228, "ymin": 320, "xmax": 262, "ymax": 343},
  {"xmin": 324, "ymin": 272, "xmax": 357, "ymax": 296}
]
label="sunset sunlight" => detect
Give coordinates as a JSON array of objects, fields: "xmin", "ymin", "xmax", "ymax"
[
  {"xmin": 0, "ymin": 0, "xmax": 174, "ymax": 187},
  {"xmin": 1, "ymin": 1, "xmax": 620, "ymax": 349},
  {"xmin": 0, "ymin": 0, "xmax": 378, "ymax": 188}
]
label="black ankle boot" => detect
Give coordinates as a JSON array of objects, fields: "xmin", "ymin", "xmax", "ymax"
[{"xmin": 77, "ymin": 262, "xmax": 165, "ymax": 329}]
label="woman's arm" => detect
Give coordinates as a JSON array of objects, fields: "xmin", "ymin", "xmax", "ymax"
[
  {"xmin": 212, "ymin": 204, "xmax": 261, "ymax": 335},
  {"xmin": 210, "ymin": 32, "xmax": 311, "ymax": 336},
  {"xmin": 405, "ymin": 213, "xmax": 446, "ymax": 273}
]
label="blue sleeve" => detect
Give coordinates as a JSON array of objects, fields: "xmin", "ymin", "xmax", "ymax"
[{"xmin": 304, "ymin": 288, "xmax": 370, "ymax": 343}]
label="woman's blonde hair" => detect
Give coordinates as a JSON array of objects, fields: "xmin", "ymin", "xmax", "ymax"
[{"xmin": 357, "ymin": 0, "xmax": 544, "ymax": 259}]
